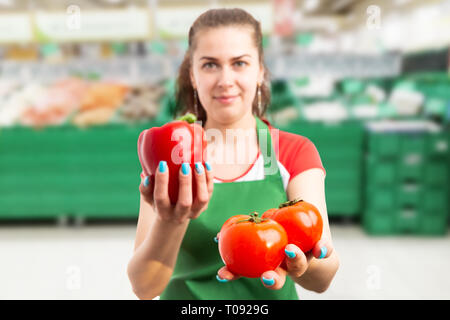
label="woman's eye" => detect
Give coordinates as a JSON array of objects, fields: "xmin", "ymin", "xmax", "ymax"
[
  {"xmin": 234, "ymin": 61, "xmax": 247, "ymax": 67},
  {"xmin": 203, "ymin": 61, "xmax": 247, "ymax": 69},
  {"xmin": 203, "ymin": 62, "xmax": 216, "ymax": 69}
]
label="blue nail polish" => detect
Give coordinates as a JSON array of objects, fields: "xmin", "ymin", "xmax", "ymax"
[
  {"xmin": 182, "ymin": 163, "xmax": 190, "ymax": 175},
  {"xmin": 213, "ymin": 236, "xmax": 218, "ymax": 243},
  {"xmin": 285, "ymin": 249, "xmax": 296, "ymax": 259},
  {"xmin": 262, "ymin": 277, "xmax": 275, "ymax": 286},
  {"xmin": 216, "ymin": 275, "xmax": 228, "ymax": 283},
  {"xmin": 159, "ymin": 161, "xmax": 167, "ymax": 173},
  {"xmin": 319, "ymin": 246, "xmax": 327, "ymax": 259},
  {"xmin": 195, "ymin": 162, "xmax": 204, "ymax": 174},
  {"xmin": 205, "ymin": 161, "xmax": 211, "ymax": 171},
  {"xmin": 144, "ymin": 176, "xmax": 150, "ymax": 187}
]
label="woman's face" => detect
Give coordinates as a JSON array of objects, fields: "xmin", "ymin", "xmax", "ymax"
[{"xmin": 190, "ymin": 26, "xmax": 264, "ymax": 125}]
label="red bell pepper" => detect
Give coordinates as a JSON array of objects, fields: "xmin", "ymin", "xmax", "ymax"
[{"xmin": 137, "ymin": 113, "xmax": 208, "ymax": 205}]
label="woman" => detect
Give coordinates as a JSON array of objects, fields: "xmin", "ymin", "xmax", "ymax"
[{"xmin": 127, "ymin": 8, "xmax": 339, "ymax": 300}]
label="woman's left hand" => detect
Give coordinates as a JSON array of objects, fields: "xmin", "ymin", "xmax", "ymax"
[{"xmin": 216, "ymin": 239, "xmax": 333, "ymax": 290}]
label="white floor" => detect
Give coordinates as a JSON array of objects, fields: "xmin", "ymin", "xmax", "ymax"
[{"xmin": 0, "ymin": 222, "xmax": 449, "ymax": 300}]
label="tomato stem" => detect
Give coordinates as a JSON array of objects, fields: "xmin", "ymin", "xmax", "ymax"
[
  {"xmin": 279, "ymin": 198, "xmax": 304, "ymax": 208},
  {"xmin": 236, "ymin": 211, "xmax": 267, "ymax": 224}
]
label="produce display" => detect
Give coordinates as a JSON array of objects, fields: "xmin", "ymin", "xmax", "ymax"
[
  {"xmin": 0, "ymin": 78, "xmax": 167, "ymax": 128},
  {"xmin": 218, "ymin": 199, "xmax": 323, "ymax": 278},
  {"xmin": 72, "ymin": 81, "xmax": 129, "ymax": 127},
  {"xmin": 120, "ymin": 84, "xmax": 165, "ymax": 121},
  {"xmin": 137, "ymin": 113, "xmax": 208, "ymax": 205},
  {"xmin": 20, "ymin": 78, "xmax": 88, "ymax": 128}
]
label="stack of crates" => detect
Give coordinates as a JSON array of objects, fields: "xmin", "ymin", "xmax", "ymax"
[
  {"xmin": 279, "ymin": 120, "xmax": 365, "ymax": 218},
  {"xmin": 363, "ymin": 126, "xmax": 449, "ymax": 235},
  {"xmin": 0, "ymin": 126, "xmax": 72, "ymax": 218},
  {"xmin": 65, "ymin": 124, "xmax": 148, "ymax": 219},
  {"xmin": 0, "ymin": 122, "xmax": 155, "ymax": 221}
]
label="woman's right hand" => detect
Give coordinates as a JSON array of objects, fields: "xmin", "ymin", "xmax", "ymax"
[{"xmin": 139, "ymin": 161, "xmax": 214, "ymax": 224}]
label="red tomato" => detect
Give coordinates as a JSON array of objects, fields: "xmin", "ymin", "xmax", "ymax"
[
  {"xmin": 261, "ymin": 208, "xmax": 277, "ymax": 220},
  {"xmin": 218, "ymin": 212, "xmax": 288, "ymax": 278},
  {"xmin": 264, "ymin": 199, "xmax": 323, "ymax": 253}
]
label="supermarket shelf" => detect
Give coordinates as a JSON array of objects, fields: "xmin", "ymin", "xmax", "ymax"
[
  {"xmin": 0, "ymin": 56, "xmax": 172, "ymax": 84},
  {"xmin": 0, "ymin": 51, "xmax": 402, "ymax": 82}
]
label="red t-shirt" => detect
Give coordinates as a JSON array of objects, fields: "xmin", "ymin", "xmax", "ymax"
[{"xmin": 140, "ymin": 118, "xmax": 326, "ymax": 191}]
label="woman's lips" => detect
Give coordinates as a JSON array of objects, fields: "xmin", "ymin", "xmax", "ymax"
[{"xmin": 215, "ymin": 95, "xmax": 238, "ymax": 104}]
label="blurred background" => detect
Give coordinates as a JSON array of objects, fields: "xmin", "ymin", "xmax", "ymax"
[{"xmin": 0, "ymin": 0, "xmax": 449, "ymax": 299}]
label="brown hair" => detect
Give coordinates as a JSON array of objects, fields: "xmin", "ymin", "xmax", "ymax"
[{"xmin": 174, "ymin": 8, "xmax": 271, "ymax": 124}]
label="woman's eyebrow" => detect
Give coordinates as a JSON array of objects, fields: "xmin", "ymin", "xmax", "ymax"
[{"xmin": 200, "ymin": 54, "xmax": 251, "ymax": 61}]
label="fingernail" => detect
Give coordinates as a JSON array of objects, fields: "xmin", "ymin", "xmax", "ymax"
[
  {"xmin": 181, "ymin": 163, "xmax": 190, "ymax": 175},
  {"xmin": 205, "ymin": 161, "xmax": 211, "ymax": 171},
  {"xmin": 319, "ymin": 246, "xmax": 327, "ymax": 259},
  {"xmin": 213, "ymin": 236, "xmax": 218, "ymax": 243},
  {"xmin": 262, "ymin": 277, "xmax": 274, "ymax": 286},
  {"xmin": 216, "ymin": 275, "xmax": 228, "ymax": 283},
  {"xmin": 285, "ymin": 249, "xmax": 296, "ymax": 259},
  {"xmin": 159, "ymin": 161, "xmax": 167, "ymax": 173},
  {"xmin": 195, "ymin": 162, "xmax": 204, "ymax": 174},
  {"xmin": 144, "ymin": 176, "xmax": 150, "ymax": 187}
]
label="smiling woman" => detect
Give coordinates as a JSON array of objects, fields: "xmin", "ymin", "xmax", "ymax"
[
  {"xmin": 192, "ymin": 27, "xmax": 262, "ymax": 121},
  {"xmin": 175, "ymin": 8, "xmax": 272, "ymax": 125},
  {"xmin": 127, "ymin": 7, "xmax": 339, "ymax": 301}
]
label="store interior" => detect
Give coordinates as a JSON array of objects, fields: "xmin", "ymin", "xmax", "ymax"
[{"xmin": 0, "ymin": 0, "xmax": 449, "ymax": 299}]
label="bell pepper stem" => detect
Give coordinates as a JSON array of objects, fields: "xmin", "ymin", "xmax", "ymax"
[{"xmin": 176, "ymin": 113, "xmax": 197, "ymax": 124}]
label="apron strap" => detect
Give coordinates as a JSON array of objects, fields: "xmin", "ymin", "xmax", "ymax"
[{"xmin": 255, "ymin": 117, "xmax": 279, "ymax": 176}]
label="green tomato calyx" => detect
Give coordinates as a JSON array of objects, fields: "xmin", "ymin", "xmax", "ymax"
[
  {"xmin": 279, "ymin": 198, "xmax": 304, "ymax": 208},
  {"xmin": 237, "ymin": 211, "xmax": 268, "ymax": 224}
]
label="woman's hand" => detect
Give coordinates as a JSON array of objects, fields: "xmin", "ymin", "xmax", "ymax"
[
  {"xmin": 216, "ymin": 237, "xmax": 333, "ymax": 289},
  {"xmin": 139, "ymin": 161, "xmax": 214, "ymax": 224}
]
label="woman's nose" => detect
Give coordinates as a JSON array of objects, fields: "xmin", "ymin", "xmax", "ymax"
[{"xmin": 217, "ymin": 67, "xmax": 234, "ymax": 88}]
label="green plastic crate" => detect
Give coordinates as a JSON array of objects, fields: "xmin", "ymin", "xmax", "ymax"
[
  {"xmin": 427, "ymin": 133, "xmax": 448, "ymax": 158},
  {"xmin": 279, "ymin": 121, "xmax": 364, "ymax": 218},
  {"xmin": 394, "ymin": 207, "xmax": 420, "ymax": 233},
  {"xmin": 422, "ymin": 189, "xmax": 448, "ymax": 213},
  {"xmin": 366, "ymin": 186, "xmax": 396, "ymax": 211},
  {"xmin": 364, "ymin": 128, "xmax": 449, "ymax": 235},
  {"xmin": 400, "ymin": 134, "xmax": 426, "ymax": 155},
  {"xmin": 363, "ymin": 209, "xmax": 395, "ymax": 235},
  {"xmin": 325, "ymin": 191, "xmax": 361, "ymax": 216},
  {"xmin": 424, "ymin": 162, "xmax": 448, "ymax": 186},
  {"xmin": 0, "ymin": 122, "xmax": 157, "ymax": 220},
  {"xmin": 420, "ymin": 211, "xmax": 448, "ymax": 235},
  {"xmin": 366, "ymin": 158, "xmax": 397, "ymax": 185},
  {"xmin": 396, "ymin": 183, "xmax": 422, "ymax": 208},
  {"xmin": 397, "ymin": 157, "xmax": 424, "ymax": 182},
  {"xmin": 368, "ymin": 133, "xmax": 401, "ymax": 158}
]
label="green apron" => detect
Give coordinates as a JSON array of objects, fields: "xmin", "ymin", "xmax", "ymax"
[{"xmin": 160, "ymin": 116, "xmax": 299, "ymax": 300}]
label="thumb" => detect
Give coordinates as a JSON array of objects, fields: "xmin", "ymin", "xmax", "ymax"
[{"xmin": 312, "ymin": 240, "xmax": 333, "ymax": 260}]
